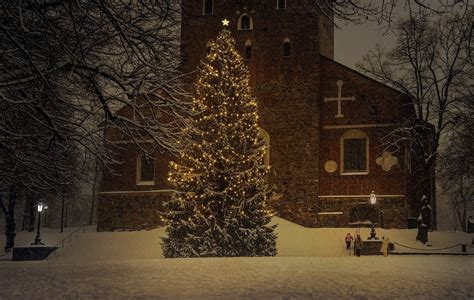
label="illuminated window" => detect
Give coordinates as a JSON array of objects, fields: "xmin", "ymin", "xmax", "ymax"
[
  {"xmin": 238, "ymin": 14, "xmax": 253, "ymax": 30},
  {"xmin": 245, "ymin": 40, "xmax": 252, "ymax": 60},
  {"xmin": 137, "ymin": 155, "xmax": 155, "ymax": 185},
  {"xmin": 283, "ymin": 38, "xmax": 291, "ymax": 57},
  {"xmin": 203, "ymin": 0, "xmax": 213, "ymax": 15},
  {"xmin": 340, "ymin": 130, "xmax": 369, "ymax": 174},
  {"xmin": 277, "ymin": 0, "xmax": 286, "ymax": 10}
]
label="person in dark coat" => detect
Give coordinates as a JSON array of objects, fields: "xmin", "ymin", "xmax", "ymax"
[
  {"xmin": 354, "ymin": 234, "xmax": 363, "ymax": 257},
  {"xmin": 345, "ymin": 233, "xmax": 353, "ymax": 250},
  {"xmin": 416, "ymin": 195, "xmax": 431, "ymax": 244}
]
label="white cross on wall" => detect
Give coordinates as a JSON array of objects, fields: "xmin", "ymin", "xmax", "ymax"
[{"xmin": 324, "ymin": 80, "xmax": 355, "ymax": 118}]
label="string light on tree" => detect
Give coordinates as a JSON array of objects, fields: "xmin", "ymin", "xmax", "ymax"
[{"xmin": 161, "ymin": 26, "xmax": 277, "ymax": 258}]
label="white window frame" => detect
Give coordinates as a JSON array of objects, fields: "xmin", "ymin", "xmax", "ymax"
[
  {"xmin": 237, "ymin": 14, "xmax": 253, "ymax": 31},
  {"xmin": 283, "ymin": 37, "xmax": 291, "ymax": 57},
  {"xmin": 340, "ymin": 129, "xmax": 369, "ymax": 175},
  {"xmin": 136, "ymin": 155, "xmax": 155, "ymax": 186},
  {"xmin": 245, "ymin": 39, "xmax": 252, "ymax": 60},
  {"xmin": 202, "ymin": 0, "xmax": 213, "ymax": 15},
  {"xmin": 276, "ymin": 0, "xmax": 287, "ymax": 10}
]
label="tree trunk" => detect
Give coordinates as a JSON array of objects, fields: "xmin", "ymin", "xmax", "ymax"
[
  {"xmin": 61, "ymin": 186, "xmax": 66, "ymax": 233},
  {"xmin": 429, "ymin": 164, "xmax": 437, "ymax": 230},
  {"xmin": 0, "ymin": 188, "xmax": 17, "ymax": 252},
  {"xmin": 27, "ymin": 194, "xmax": 35, "ymax": 232},
  {"xmin": 21, "ymin": 195, "xmax": 29, "ymax": 231},
  {"xmin": 89, "ymin": 158, "xmax": 99, "ymax": 225}
]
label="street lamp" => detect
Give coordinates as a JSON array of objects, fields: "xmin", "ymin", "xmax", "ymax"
[
  {"xmin": 31, "ymin": 201, "xmax": 46, "ymax": 245},
  {"xmin": 368, "ymin": 191, "xmax": 379, "ymax": 240}
]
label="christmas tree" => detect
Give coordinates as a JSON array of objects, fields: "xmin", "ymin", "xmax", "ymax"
[{"xmin": 161, "ymin": 23, "xmax": 277, "ymax": 258}]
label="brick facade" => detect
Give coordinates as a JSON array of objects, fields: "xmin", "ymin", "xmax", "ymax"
[
  {"xmin": 97, "ymin": 191, "xmax": 171, "ymax": 231},
  {"xmin": 98, "ymin": 0, "xmax": 426, "ymax": 231}
]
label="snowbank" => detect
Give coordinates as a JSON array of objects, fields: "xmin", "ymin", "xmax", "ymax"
[{"xmin": 2, "ymin": 217, "xmax": 472, "ymax": 261}]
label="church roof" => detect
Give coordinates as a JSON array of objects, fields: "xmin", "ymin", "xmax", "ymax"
[{"xmin": 320, "ymin": 55, "xmax": 409, "ymax": 99}]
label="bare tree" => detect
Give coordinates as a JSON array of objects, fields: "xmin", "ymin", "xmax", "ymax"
[
  {"xmin": 304, "ymin": 0, "xmax": 468, "ymax": 27},
  {"xmin": 357, "ymin": 6, "xmax": 473, "ymax": 232},
  {"xmin": 438, "ymin": 95, "xmax": 474, "ymax": 231},
  {"xmin": 0, "ymin": 0, "xmax": 190, "ymax": 250},
  {"xmin": 0, "ymin": 0, "xmax": 190, "ymax": 155}
]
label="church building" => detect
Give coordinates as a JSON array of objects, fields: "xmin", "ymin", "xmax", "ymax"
[{"xmin": 98, "ymin": 0, "xmax": 429, "ymax": 231}]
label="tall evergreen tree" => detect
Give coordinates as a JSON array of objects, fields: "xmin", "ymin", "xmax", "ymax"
[{"xmin": 162, "ymin": 26, "xmax": 277, "ymax": 258}]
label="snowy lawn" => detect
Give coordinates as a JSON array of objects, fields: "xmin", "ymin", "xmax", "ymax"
[
  {"xmin": 1, "ymin": 217, "xmax": 473, "ymax": 299},
  {"xmin": 1, "ymin": 217, "xmax": 466, "ymax": 261},
  {"xmin": 1, "ymin": 217, "xmax": 473, "ymax": 261},
  {"xmin": 0, "ymin": 256, "xmax": 473, "ymax": 299}
]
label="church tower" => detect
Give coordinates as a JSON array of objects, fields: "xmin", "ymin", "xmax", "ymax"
[
  {"xmin": 181, "ymin": 0, "xmax": 334, "ymax": 225},
  {"xmin": 97, "ymin": 0, "xmax": 423, "ymax": 231}
]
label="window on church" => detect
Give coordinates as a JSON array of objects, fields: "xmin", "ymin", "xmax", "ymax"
[
  {"xmin": 277, "ymin": 0, "xmax": 286, "ymax": 10},
  {"xmin": 238, "ymin": 14, "xmax": 253, "ymax": 30},
  {"xmin": 283, "ymin": 38, "xmax": 291, "ymax": 57},
  {"xmin": 245, "ymin": 40, "xmax": 252, "ymax": 60},
  {"xmin": 203, "ymin": 0, "xmax": 213, "ymax": 15},
  {"xmin": 137, "ymin": 155, "xmax": 155, "ymax": 185},
  {"xmin": 206, "ymin": 41, "xmax": 212, "ymax": 55},
  {"xmin": 341, "ymin": 130, "xmax": 369, "ymax": 174}
]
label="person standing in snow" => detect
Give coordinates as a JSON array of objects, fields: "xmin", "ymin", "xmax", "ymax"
[
  {"xmin": 416, "ymin": 195, "xmax": 431, "ymax": 244},
  {"xmin": 380, "ymin": 236, "xmax": 390, "ymax": 257},
  {"xmin": 345, "ymin": 233, "xmax": 353, "ymax": 250},
  {"xmin": 354, "ymin": 234, "xmax": 363, "ymax": 257}
]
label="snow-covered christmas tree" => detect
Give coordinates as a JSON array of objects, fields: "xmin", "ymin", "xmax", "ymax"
[{"xmin": 161, "ymin": 23, "xmax": 277, "ymax": 258}]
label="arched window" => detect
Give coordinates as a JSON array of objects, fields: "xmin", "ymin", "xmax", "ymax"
[
  {"xmin": 277, "ymin": 0, "xmax": 286, "ymax": 10},
  {"xmin": 283, "ymin": 37, "xmax": 291, "ymax": 57},
  {"xmin": 238, "ymin": 14, "xmax": 253, "ymax": 30},
  {"xmin": 259, "ymin": 128, "xmax": 271, "ymax": 167},
  {"xmin": 206, "ymin": 41, "xmax": 212, "ymax": 55},
  {"xmin": 340, "ymin": 130, "xmax": 369, "ymax": 175},
  {"xmin": 136, "ymin": 154, "xmax": 155, "ymax": 185},
  {"xmin": 203, "ymin": 0, "xmax": 213, "ymax": 15},
  {"xmin": 245, "ymin": 40, "xmax": 252, "ymax": 60}
]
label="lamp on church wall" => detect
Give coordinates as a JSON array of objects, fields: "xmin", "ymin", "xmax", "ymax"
[{"xmin": 369, "ymin": 191, "xmax": 377, "ymax": 205}]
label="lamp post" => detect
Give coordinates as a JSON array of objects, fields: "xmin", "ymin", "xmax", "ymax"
[
  {"xmin": 368, "ymin": 191, "xmax": 379, "ymax": 240},
  {"xmin": 31, "ymin": 201, "xmax": 46, "ymax": 245}
]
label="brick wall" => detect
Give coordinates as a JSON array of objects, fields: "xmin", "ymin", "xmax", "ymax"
[
  {"xmin": 101, "ymin": 144, "xmax": 172, "ymax": 192},
  {"xmin": 97, "ymin": 191, "xmax": 172, "ymax": 231}
]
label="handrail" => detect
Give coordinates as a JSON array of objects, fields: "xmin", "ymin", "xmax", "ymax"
[
  {"xmin": 393, "ymin": 242, "xmax": 463, "ymax": 251},
  {"xmin": 47, "ymin": 224, "xmax": 87, "ymax": 260}
]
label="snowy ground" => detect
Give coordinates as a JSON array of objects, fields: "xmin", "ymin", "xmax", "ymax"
[
  {"xmin": 1, "ymin": 217, "xmax": 473, "ymax": 299},
  {"xmin": 1, "ymin": 256, "xmax": 473, "ymax": 299}
]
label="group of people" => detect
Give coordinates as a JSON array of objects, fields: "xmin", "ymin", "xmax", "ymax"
[{"xmin": 345, "ymin": 233, "xmax": 391, "ymax": 257}]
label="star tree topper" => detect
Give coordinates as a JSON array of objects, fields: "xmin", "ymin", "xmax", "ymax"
[{"xmin": 222, "ymin": 18, "xmax": 230, "ymax": 26}]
